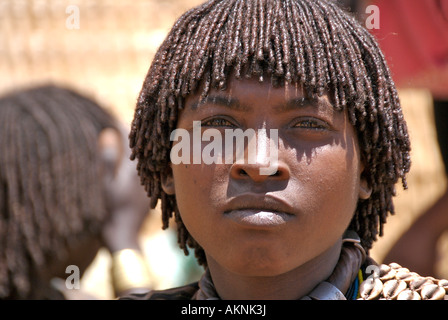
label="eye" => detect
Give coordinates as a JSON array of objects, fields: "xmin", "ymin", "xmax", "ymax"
[
  {"xmin": 292, "ymin": 118, "xmax": 329, "ymax": 130},
  {"xmin": 202, "ymin": 117, "xmax": 236, "ymax": 128}
]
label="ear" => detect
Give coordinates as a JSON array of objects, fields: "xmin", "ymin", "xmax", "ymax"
[
  {"xmin": 358, "ymin": 163, "xmax": 372, "ymax": 200},
  {"xmin": 359, "ymin": 179, "xmax": 372, "ymax": 200},
  {"xmin": 97, "ymin": 127, "xmax": 123, "ymax": 179},
  {"xmin": 161, "ymin": 166, "xmax": 175, "ymax": 195}
]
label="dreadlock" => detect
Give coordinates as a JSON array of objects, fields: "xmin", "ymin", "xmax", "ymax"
[
  {"xmin": 129, "ymin": 0, "xmax": 411, "ymax": 267},
  {"xmin": 0, "ymin": 85, "xmax": 117, "ymax": 299}
]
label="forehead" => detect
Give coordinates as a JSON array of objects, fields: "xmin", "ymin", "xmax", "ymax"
[{"xmin": 183, "ymin": 76, "xmax": 339, "ymax": 116}]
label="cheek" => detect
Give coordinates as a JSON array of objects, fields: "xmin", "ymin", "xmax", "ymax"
[
  {"xmin": 293, "ymin": 141, "xmax": 362, "ymax": 224},
  {"xmin": 171, "ymin": 163, "xmax": 229, "ymax": 234},
  {"xmin": 320, "ymin": 149, "xmax": 360, "ymax": 200},
  {"xmin": 172, "ymin": 164, "xmax": 210, "ymax": 210},
  {"xmin": 284, "ymin": 143, "xmax": 362, "ymax": 260}
]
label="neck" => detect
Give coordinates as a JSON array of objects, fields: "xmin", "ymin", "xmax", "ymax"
[{"xmin": 206, "ymin": 240, "xmax": 343, "ymax": 300}]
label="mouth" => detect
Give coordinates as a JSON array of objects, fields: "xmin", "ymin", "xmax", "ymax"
[
  {"xmin": 223, "ymin": 194, "xmax": 295, "ymax": 229},
  {"xmin": 224, "ymin": 209, "xmax": 293, "ymax": 228}
]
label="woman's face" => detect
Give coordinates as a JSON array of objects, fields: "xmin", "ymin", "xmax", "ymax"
[{"xmin": 163, "ymin": 77, "xmax": 368, "ymax": 277}]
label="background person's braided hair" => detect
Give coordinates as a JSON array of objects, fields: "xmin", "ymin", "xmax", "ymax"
[
  {"xmin": 129, "ymin": 0, "xmax": 411, "ymax": 267},
  {"xmin": 0, "ymin": 85, "xmax": 117, "ymax": 299}
]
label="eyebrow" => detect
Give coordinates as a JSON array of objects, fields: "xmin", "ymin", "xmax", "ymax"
[
  {"xmin": 274, "ymin": 97, "xmax": 333, "ymax": 112},
  {"xmin": 190, "ymin": 95, "xmax": 251, "ymax": 111},
  {"xmin": 189, "ymin": 95, "xmax": 333, "ymax": 113}
]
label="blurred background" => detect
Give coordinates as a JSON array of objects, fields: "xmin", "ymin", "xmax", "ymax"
[{"xmin": 1, "ymin": 0, "xmax": 447, "ymax": 298}]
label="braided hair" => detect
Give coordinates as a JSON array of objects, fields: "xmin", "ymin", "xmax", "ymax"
[
  {"xmin": 0, "ymin": 85, "xmax": 117, "ymax": 299},
  {"xmin": 130, "ymin": 0, "xmax": 411, "ymax": 266}
]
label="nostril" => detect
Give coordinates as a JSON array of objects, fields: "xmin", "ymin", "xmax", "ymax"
[
  {"xmin": 230, "ymin": 163, "xmax": 289, "ymax": 180},
  {"xmin": 272, "ymin": 170, "xmax": 281, "ymax": 177}
]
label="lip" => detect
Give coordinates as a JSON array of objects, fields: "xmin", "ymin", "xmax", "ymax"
[{"xmin": 223, "ymin": 194, "xmax": 295, "ymax": 228}]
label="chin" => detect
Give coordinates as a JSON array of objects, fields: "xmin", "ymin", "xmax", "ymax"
[{"xmin": 228, "ymin": 250, "xmax": 293, "ymax": 277}]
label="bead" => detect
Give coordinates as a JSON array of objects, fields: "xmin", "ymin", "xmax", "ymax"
[
  {"xmin": 382, "ymin": 279, "xmax": 407, "ymax": 300},
  {"xmin": 379, "ymin": 266, "xmax": 396, "ymax": 281},
  {"xmin": 395, "ymin": 271, "xmax": 419, "ymax": 284},
  {"xmin": 409, "ymin": 277, "xmax": 434, "ymax": 293},
  {"xmin": 388, "ymin": 262, "xmax": 402, "ymax": 269},
  {"xmin": 395, "ymin": 267, "xmax": 410, "ymax": 274},
  {"xmin": 397, "ymin": 289, "xmax": 421, "ymax": 300},
  {"xmin": 437, "ymin": 279, "xmax": 448, "ymax": 294},
  {"xmin": 420, "ymin": 284, "xmax": 446, "ymax": 300},
  {"xmin": 359, "ymin": 277, "xmax": 383, "ymax": 300},
  {"xmin": 378, "ymin": 264, "xmax": 391, "ymax": 277}
]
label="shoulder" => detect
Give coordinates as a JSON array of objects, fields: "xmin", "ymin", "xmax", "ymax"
[
  {"xmin": 119, "ymin": 282, "xmax": 200, "ymax": 300},
  {"xmin": 359, "ymin": 260, "xmax": 448, "ymax": 300}
]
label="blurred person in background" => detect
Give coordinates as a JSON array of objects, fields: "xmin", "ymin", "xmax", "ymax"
[
  {"xmin": 369, "ymin": 0, "xmax": 448, "ymax": 277},
  {"xmin": 0, "ymin": 85, "xmax": 152, "ymax": 299}
]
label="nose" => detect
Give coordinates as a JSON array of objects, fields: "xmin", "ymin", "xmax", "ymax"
[
  {"xmin": 229, "ymin": 127, "xmax": 290, "ymax": 182},
  {"xmin": 229, "ymin": 160, "xmax": 290, "ymax": 183},
  {"xmin": 228, "ymin": 126, "xmax": 290, "ymax": 182}
]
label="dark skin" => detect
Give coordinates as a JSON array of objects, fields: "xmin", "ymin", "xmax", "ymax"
[{"xmin": 162, "ymin": 77, "xmax": 372, "ymax": 300}]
